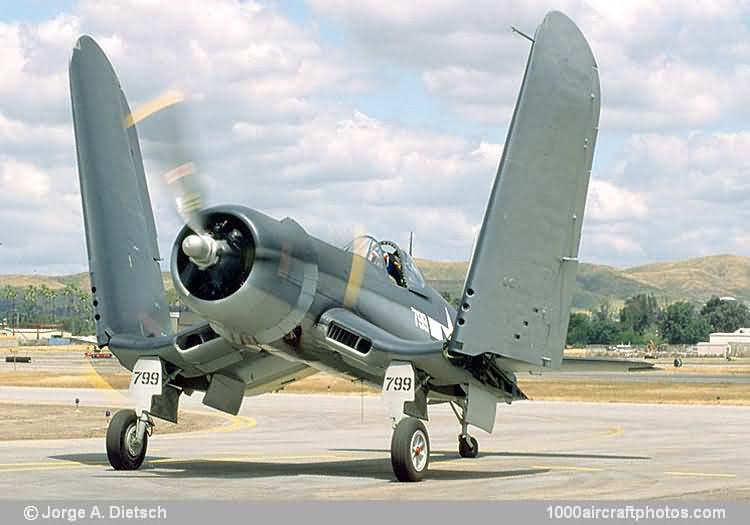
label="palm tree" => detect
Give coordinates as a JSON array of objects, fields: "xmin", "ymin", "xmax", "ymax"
[
  {"xmin": 2, "ymin": 285, "xmax": 17, "ymax": 328},
  {"xmin": 61, "ymin": 282, "xmax": 79, "ymax": 318},
  {"xmin": 38, "ymin": 284, "xmax": 53, "ymax": 323},
  {"xmin": 49, "ymin": 288, "xmax": 59, "ymax": 323},
  {"xmin": 21, "ymin": 285, "xmax": 39, "ymax": 324}
]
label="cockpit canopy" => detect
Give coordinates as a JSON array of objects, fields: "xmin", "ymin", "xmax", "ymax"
[{"xmin": 343, "ymin": 235, "xmax": 426, "ymax": 291}]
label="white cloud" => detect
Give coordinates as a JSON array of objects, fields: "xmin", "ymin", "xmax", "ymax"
[
  {"xmin": 588, "ymin": 232, "xmax": 645, "ymax": 256},
  {"xmin": 0, "ymin": 0, "xmax": 508, "ymax": 272},
  {"xmin": 0, "ymin": 159, "xmax": 51, "ymax": 201},
  {"xmin": 586, "ymin": 180, "xmax": 648, "ymax": 222},
  {"xmin": 310, "ymin": 0, "xmax": 750, "ymax": 131},
  {"xmin": 4, "ymin": 0, "xmax": 750, "ymax": 274}
]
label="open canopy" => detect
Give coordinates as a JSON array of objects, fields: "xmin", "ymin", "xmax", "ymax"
[{"xmin": 344, "ymin": 235, "xmax": 426, "ymax": 291}]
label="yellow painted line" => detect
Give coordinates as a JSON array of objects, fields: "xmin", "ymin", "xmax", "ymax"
[
  {"xmin": 604, "ymin": 426, "xmax": 624, "ymax": 438},
  {"xmin": 206, "ymin": 415, "xmax": 257, "ymax": 433},
  {"xmin": 83, "ymin": 361, "xmax": 128, "ymax": 402},
  {"xmin": 149, "ymin": 453, "xmax": 343, "ymax": 465},
  {"xmin": 0, "ymin": 460, "xmax": 82, "ymax": 468},
  {"xmin": 531, "ymin": 465, "xmax": 604, "ymax": 472},
  {"xmin": 233, "ymin": 454, "xmax": 344, "ymax": 462},
  {"xmin": 431, "ymin": 460, "xmax": 462, "ymax": 467},
  {"xmin": 664, "ymin": 471, "xmax": 737, "ymax": 479},
  {"xmin": 148, "ymin": 458, "xmax": 209, "ymax": 465},
  {"xmin": 0, "ymin": 462, "xmax": 102, "ymax": 473},
  {"xmin": 0, "ymin": 414, "xmax": 256, "ymax": 473},
  {"xmin": 124, "ymin": 90, "xmax": 184, "ymax": 127},
  {"xmin": 159, "ymin": 412, "xmax": 256, "ymax": 439}
]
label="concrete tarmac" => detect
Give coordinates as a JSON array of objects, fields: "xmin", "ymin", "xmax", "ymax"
[
  {"xmin": 0, "ymin": 387, "xmax": 748, "ymax": 500},
  {"xmin": 5, "ymin": 352, "xmax": 750, "ymax": 384}
]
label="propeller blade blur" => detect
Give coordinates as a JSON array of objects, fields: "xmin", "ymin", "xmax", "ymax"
[{"xmin": 125, "ymin": 90, "xmax": 206, "ymax": 235}]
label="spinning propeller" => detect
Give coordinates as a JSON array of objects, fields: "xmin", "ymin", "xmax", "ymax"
[
  {"xmin": 126, "ymin": 91, "xmax": 254, "ymax": 298},
  {"xmin": 125, "ymin": 89, "xmax": 399, "ymax": 306}
]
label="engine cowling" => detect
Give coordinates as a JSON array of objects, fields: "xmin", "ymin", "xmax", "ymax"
[{"xmin": 171, "ymin": 205, "xmax": 318, "ymax": 345}]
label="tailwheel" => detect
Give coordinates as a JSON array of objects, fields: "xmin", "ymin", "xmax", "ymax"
[
  {"xmin": 390, "ymin": 417, "xmax": 430, "ymax": 482},
  {"xmin": 106, "ymin": 409, "xmax": 150, "ymax": 470},
  {"xmin": 458, "ymin": 434, "xmax": 479, "ymax": 458},
  {"xmin": 450, "ymin": 400, "xmax": 479, "ymax": 458}
]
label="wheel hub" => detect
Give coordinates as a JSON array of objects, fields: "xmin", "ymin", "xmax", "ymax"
[
  {"xmin": 125, "ymin": 424, "xmax": 143, "ymax": 458},
  {"xmin": 410, "ymin": 430, "xmax": 428, "ymax": 471}
]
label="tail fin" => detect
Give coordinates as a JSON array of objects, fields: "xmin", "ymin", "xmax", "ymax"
[
  {"xmin": 70, "ymin": 35, "xmax": 170, "ymax": 345},
  {"xmin": 448, "ymin": 12, "xmax": 600, "ymax": 369}
]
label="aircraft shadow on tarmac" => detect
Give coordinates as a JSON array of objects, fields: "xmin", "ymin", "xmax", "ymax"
[
  {"xmin": 49, "ymin": 452, "xmax": 554, "ymax": 482},
  {"xmin": 332, "ymin": 449, "xmax": 652, "ymax": 461}
]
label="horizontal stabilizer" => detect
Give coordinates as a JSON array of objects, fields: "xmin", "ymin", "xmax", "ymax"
[{"xmin": 559, "ymin": 357, "xmax": 655, "ymax": 372}]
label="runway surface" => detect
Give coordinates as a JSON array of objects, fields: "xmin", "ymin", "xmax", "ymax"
[
  {"xmin": 539, "ymin": 371, "xmax": 750, "ymax": 384},
  {"xmin": 0, "ymin": 387, "xmax": 748, "ymax": 500},
  {"xmin": 4, "ymin": 351, "xmax": 750, "ymax": 383}
]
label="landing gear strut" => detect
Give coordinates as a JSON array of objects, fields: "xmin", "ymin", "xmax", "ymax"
[
  {"xmin": 390, "ymin": 417, "xmax": 430, "ymax": 482},
  {"xmin": 106, "ymin": 409, "xmax": 152, "ymax": 470},
  {"xmin": 450, "ymin": 401, "xmax": 479, "ymax": 458}
]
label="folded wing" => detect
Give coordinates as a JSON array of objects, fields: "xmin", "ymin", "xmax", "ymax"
[{"xmin": 448, "ymin": 11, "xmax": 600, "ymax": 369}]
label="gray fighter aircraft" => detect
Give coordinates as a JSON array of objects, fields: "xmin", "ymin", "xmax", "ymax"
[{"xmin": 69, "ymin": 11, "xmax": 603, "ymax": 481}]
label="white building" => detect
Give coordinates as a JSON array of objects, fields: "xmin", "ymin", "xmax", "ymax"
[
  {"xmin": 690, "ymin": 327, "xmax": 750, "ymax": 357},
  {"xmin": 694, "ymin": 342, "xmax": 729, "ymax": 357},
  {"xmin": 708, "ymin": 328, "xmax": 750, "ymax": 346}
]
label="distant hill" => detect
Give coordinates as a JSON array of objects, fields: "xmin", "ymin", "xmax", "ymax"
[
  {"xmin": 0, "ymin": 273, "xmax": 174, "ymax": 292},
  {"xmin": 417, "ymin": 254, "xmax": 750, "ymax": 309},
  {"xmin": 3, "ymin": 254, "xmax": 750, "ymax": 310}
]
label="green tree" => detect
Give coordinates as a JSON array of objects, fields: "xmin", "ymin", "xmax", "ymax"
[
  {"xmin": 615, "ymin": 326, "xmax": 644, "ymax": 345},
  {"xmin": 2, "ymin": 285, "xmax": 18, "ymax": 327},
  {"xmin": 50, "ymin": 288, "xmax": 60, "ymax": 322},
  {"xmin": 587, "ymin": 318, "xmax": 621, "ymax": 345},
  {"xmin": 439, "ymin": 290, "xmax": 460, "ymax": 309},
  {"xmin": 165, "ymin": 288, "xmax": 181, "ymax": 308},
  {"xmin": 2, "ymin": 285, "xmax": 16, "ymax": 310},
  {"xmin": 700, "ymin": 296, "xmax": 750, "ymax": 333},
  {"xmin": 620, "ymin": 294, "xmax": 660, "ymax": 334},
  {"xmin": 592, "ymin": 301, "xmax": 614, "ymax": 322},
  {"xmin": 566, "ymin": 313, "xmax": 590, "ymax": 346},
  {"xmin": 641, "ymin": 325, "xmax": 663, "ymax": 346},
  {"xmin": 61, "ymin": 282, "xmax": 79, "ymax": 318},
  {"xmin": 20, "ymin": 285, "xmax": 40, "ymax": 324},
  {"xmin": 659, "ymin": 301, "xmax": 710, "ymax": 344},
  {"xmin": 38, "ymin": 284, "xmax": 55, "ymax": 323}
]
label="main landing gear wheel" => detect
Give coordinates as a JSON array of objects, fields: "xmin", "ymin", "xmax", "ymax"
[
  {"xmin": 390, "ymin": 417, "xmax": 430, "ymax": 482},
  {"xmin": 458, "ymin": 434, "xmax": 479, "ymax": 458},
  {"xmin": 106, "ymin": 409, "xmax": 148, "ymax": 470}
]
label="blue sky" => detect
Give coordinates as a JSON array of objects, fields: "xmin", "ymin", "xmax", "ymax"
[
  {"xmin": 2, "ymin": 1, "xmax": 750, "ymax": 275},
  {"xmin": 0, "ymin": 1, "xmax": 73, "ymax": 22}
]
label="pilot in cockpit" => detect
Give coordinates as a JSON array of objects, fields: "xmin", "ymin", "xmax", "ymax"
[{"xmin": 385, "ymin": 252, "xmax": 406, "ymax": 287}]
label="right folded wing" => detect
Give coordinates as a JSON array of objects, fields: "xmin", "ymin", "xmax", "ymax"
[{"xmin": 448, "ymin": 11, "xmax": 600, "ymax": 370}]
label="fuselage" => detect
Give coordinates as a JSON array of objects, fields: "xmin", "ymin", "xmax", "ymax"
[
  {"xmin": 169, "ymin": 205, "xmax": 464, "ymax": 390},
  {"xmin": 262, "ymin": 233, "xmax": 458, "ymax": 385}
]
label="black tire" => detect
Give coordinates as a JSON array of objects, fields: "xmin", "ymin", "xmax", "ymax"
[
  {"xmin": 106, "ymin": 409, "xmax": 147, "ymax": 470},
  {"xmin": 458, "ymin": 435, "xmax": 479, "ymax": 458},
  {"xmin": 390, "ymin": 417, "xmax": 429, "ymax": 482}
]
